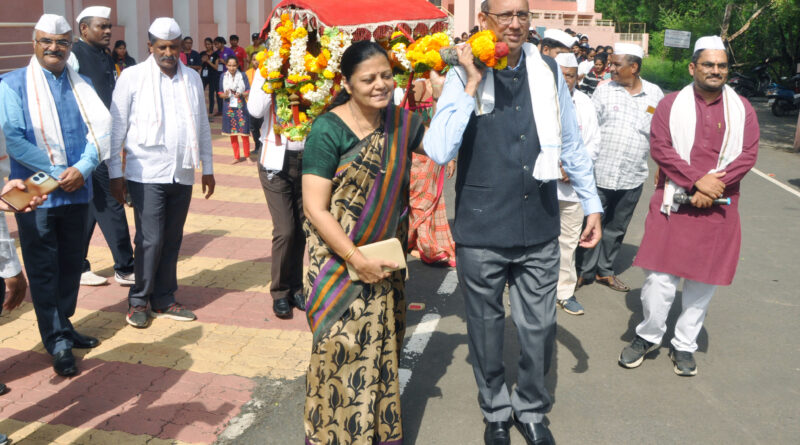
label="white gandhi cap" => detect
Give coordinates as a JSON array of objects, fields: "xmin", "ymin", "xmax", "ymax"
[
  {"xmin": 544, "ymin": 29, "xmax": 577, "ymax": 48},
  {"xmin": 149, "ymin": 17, "xmax": 182, "ymax": 41},
  {"xmin": 555, "ymin": 53, "xmax": 578, "ymax": 68},
  {"xmin": 35, "ymin": 14, "xmax": 72, "ymax": 35},
  {"xmin": 614, "ymin": 42, "xmax": 644, "ymax": 58},
  {"xmin": 694, "ymin": 35, "xmax": 726, "ymax": 52},
  {"xmin": 76, "ymin": 6, "xmax": 111, "ymax": 23}
]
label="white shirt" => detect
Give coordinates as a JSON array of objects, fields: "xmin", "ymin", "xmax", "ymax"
[
  {"xmin": 109, "ymin": 63, "xmax": 213, "ymax": 184},
  {"xmin": 558, "ymin": 89, "xmax": 601, "ymax": 202},
  {"xmin": 592, "ymin": 78, "xmax": 664, "ymax": 190},
  {"xmin": 247, "ymin": 70, "xmax": 304, "ymax": 171},
  {"xmin": 0, "ymin": 128, "xmax": 22, "ymax": 279}
]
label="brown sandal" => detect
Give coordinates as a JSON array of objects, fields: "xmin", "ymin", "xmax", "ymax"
[{"xmin": 595, "ymin": 275, "xmax": 630, "ymax": 292}]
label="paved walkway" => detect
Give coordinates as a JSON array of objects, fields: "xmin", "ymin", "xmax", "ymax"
[{"xmin": 0, "ymin": 122, "xmax": 310, "ymax": 444}]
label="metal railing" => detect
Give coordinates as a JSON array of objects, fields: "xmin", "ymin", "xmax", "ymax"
[{"xmin": 618, "ymin": 33, "xmax": 645, "ymax": 44}]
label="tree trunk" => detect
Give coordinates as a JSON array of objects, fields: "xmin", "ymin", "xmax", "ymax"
[{"xmin": 720, "ymin": 4, "xmax": 734, "ymax": 40}]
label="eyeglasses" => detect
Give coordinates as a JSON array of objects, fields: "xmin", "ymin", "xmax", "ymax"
[
  {"xmin": 485, "ymin": 11, "xmax": 533, "ymax": 26},
  {"xmin": 698, "ymin": 62, "xmax": 729, "ymax": 71},
  {"xmin": 36, "ymin": 38, "xmax": 72, "ymax": 49}
]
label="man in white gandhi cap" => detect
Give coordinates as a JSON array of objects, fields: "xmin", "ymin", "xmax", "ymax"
[
  {"xmin": 109, "ymin": 17, "xmax": 215, "ymax": 329},
  {"xmin": 69, "ymin": 5, "xmax": 138, "ymax": 289},
  {"xmin": 620, "ymin": 36, "xmax": 759, "ymax": 376},
  {"xmin": 0, "ymin": 13, "xmax": 112, "ymax": 376},
  {"xmin": 576, "ymin": 42, "xmax": 664, "ymax": 294},
  {"xmin": 553, "ymin": 52, "xmax": 601, "ymax": 317}
]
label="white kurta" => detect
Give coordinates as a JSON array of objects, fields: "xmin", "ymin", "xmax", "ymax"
[
  {"xmin": 108, "ymin": 63, "xmax": 213, "ymax": 184},
  {"xmin": 557, "ymin": 89, "xmax": 600, "ymax": 202}
]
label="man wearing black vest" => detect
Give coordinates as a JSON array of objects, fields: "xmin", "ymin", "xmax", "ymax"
[
  {"xmin": 71, "ymin": 6, "xmax": 135, "ymax": 287},
  {"xmin": 425, "ymin": 1, "xmax": 602, "ymax": 444}
]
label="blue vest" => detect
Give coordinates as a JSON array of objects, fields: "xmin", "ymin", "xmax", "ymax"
[
  {"xmin": 0, "ymin": 68, "xmax": 93, "ymax": 207},
  {"xmin": 453, "ymin": 59, "xmax": 560, "ymax": 248}
]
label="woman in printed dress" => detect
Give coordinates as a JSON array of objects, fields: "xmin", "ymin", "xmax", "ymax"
[{"xmin": 219, "ymin": 56, "xmax": 252, "ymax": 163}]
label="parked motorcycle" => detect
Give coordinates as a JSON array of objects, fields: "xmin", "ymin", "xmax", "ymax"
[
  {"xmin": 729, "ymin": 58, "xmax": 775, "ymax": 97},
  {"xmin": 766, "ymin": 74, "xmax": 800, "ymax": 117}
]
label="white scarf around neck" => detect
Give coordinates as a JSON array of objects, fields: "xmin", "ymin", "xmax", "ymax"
[
  {"xmin": 222, "ymin": 69, "xmax": 246, "ymax": 108},
  {"xmin": 136, "ymin": 55, "xmax": 200, "ymax": 169},
  {"xmin": 453, "ymin": 43, "xmax": 562, "ymax": 181},
  {"xmin": 26, "ymin": 56, "xmax": 111, "ymax": 165},
  {"xmin": 662, "ymin": 84, "xmax": 745, "ymax": 214}
]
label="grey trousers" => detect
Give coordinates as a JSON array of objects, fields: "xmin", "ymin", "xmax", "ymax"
[
  {"xmin": 126, "ymin": 181, "xmax": 192, "ymax": 310},
  {"xmin": 456, "ymin": 238, "xmax": 559, "ymax": 424},
  {"xmin": 578, "ymin": 185, "xmax": 643, "ymax": 279}
]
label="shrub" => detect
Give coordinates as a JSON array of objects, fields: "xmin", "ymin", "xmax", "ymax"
[{"xmin": 641, "ymin": 56, "xmax": 692, "ymax": 92}]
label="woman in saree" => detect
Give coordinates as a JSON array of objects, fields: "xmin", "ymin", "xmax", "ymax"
[
  {"xmin": 403, "ymin": 77, "xmax": 457, "ymax": 267},
  {"xmin": 302, "ymin": 41, "xmax": 428, "ymax": 445}
]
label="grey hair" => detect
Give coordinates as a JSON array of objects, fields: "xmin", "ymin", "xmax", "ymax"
[
  {"xmin": 32, "ymin": 28, "xmax": 73, "ymax": 40},
  {"xmin": 481, "ymin": 0, "xmax": 490, "ymax": 13}
]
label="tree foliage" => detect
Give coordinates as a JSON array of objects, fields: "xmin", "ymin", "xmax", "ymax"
[{"xmin": 596, "ymin": 0, "xmax": 800, "ymax": 76}]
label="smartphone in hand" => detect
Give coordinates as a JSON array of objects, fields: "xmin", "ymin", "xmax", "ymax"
[{"xmin": 0, "ymin": 171, "xmax": 58, "ymax": 212}]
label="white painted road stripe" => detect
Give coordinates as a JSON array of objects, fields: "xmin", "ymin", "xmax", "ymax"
[
  {"xmin": 752, "ymin": 167, "xmax": 800, "ymax": 199},
  {"xmin": 437, "ymin": 270, "xmax": 459, "ymax": 294},
  {"xmin": 399, "ymin": 313, "xmax": 441, "ymax": 395}
]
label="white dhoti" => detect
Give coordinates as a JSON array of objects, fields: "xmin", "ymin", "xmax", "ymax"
[{"xmin": 635, "ymin": 270, "xmax": 716, "ymax": 353}]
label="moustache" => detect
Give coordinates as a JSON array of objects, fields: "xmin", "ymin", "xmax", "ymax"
[
  {"xmin": 43, "ymin": 50, "xmax": 63, "ymax": 57},
  {"xmin": 159, "ymin": 55, "xmax": 176, "ymax": 62}
]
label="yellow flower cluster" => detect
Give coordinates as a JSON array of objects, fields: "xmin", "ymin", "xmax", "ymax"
[
  {"xmin": 304, "ymin": 49, "xmax": 330, "ymax": 74},
  {"xmin": 406, "ymin": 32, "xmax": 450, "ymax": 72},
  {"xmin": 287, "ymin": 73, "xmax": 312, "ymax": 85},
  {"xmin": 467, "ymin": 30, "xmax": 508, "ymax": 70}
]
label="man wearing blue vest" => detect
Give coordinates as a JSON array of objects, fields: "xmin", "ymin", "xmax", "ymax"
[
  {"xmin": 0, "ymin": 14, "xmax": 111, "ymax": 376},
  {"xmin": 425, "ymin": 1, "xmax": 602, "ymax": 444}
]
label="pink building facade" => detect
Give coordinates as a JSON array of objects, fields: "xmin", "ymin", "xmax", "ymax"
[
  {"xmin": 441, "ymin": 0, "xmax": 648, "ymax": 52},
  {"xmin": 0, "ymin": 0, "xmax": 284, "ymax": 74}
]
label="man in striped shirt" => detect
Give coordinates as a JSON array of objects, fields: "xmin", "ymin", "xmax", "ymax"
[{"xmin": 577, "ymin": 43, "xmax": 664, "ymax": 293}]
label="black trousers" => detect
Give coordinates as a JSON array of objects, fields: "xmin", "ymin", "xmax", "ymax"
[
  {"xmin": 577, "ymin": 185, "xmax": 643, "ymax": 279},
  {"xmin": 16, "ymin": 204, "xmax": 88, "ymax": 355},
  {"xmin": 127, "ymin": 181, "xmax": 192, "ymax": 310},
  {"xmin": 259, "ymin": 152, "xmax": 305, "ymax": 301},
  {"xmin": 251, "ymin": 117, "xmax": 264, "ymax": 153},
  {"xmin": 83, "ymin": 161, "xmax": 134, "ymax": 274}
]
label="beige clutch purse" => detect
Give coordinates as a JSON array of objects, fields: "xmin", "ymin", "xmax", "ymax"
[{"xmin": 346, "ymin": 238, "xmax": 407, "ymax": 281}]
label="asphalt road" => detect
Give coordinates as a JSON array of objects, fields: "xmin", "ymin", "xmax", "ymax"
[{"xmin": 222, "ymin": 100, "xmax": 800, "ymax": 445}]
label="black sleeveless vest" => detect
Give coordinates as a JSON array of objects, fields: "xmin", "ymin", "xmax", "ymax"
[{"xmin": 452, "ymin": 56, "xmax": 561, "ymax": 248}]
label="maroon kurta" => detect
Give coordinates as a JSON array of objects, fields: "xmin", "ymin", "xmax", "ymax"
[{"xmin": 633, "ymin": 88, "xmax": 759, "ymax": 285}]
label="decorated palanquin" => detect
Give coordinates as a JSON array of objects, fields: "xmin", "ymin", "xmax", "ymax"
[{"xmin": 252, "ymin": 0, "xmax": 453, "ymax": 140}]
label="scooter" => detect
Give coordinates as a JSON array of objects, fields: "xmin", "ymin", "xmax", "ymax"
[
  {"xmin": 729, "ymin": 58, "xmax": 774, "ymax": 97},
  {"xmin": 766, "ymin": 74, "xmax": 800, "ymax": 117}
]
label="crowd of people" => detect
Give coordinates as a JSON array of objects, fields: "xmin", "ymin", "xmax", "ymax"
[{"xmin": 0, "ymin": 0, "xmax": 761, "ymax": 445}]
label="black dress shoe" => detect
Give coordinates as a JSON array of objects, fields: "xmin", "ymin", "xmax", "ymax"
[
  {"xmin": 0, "ymin": 383, "xmax": 7, "ymax": 395},
  {"xmin": 484, "ymin": 420, "xmax": 510, "ymax": 445},
  {"xmin": 514, "ymin": 416, "xmax": 554, "ymax": 445},
  {"xmin": 53, "ymin": 349, "xmax": 78, "ymax": 377},
  {"xmin": 290, "ymin": 292, "xmax": 306, "ymax": 312},
  {"xmin": 71, "ymin": 331, "xmax": 100, "ymax": 349},
  {"xmin": 273, "ymin": 297, "xmax": 292, "ymax": 319}
]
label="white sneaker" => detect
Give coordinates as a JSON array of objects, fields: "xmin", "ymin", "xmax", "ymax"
[
  {"xmin": 80, "ymin": 270, "xmax": 108, "ymax": 286},
  {"xmin": 115, "ymin": 271, "xmax": 135, "ymax": 286}
]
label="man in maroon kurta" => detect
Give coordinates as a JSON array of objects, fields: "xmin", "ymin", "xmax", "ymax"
[{"xmin": 618, "ymin": 36, "xmax": 759, "ymax": 376}]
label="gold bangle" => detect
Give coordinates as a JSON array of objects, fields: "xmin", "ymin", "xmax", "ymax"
[{"xmin": 343, "ymin": 246, "xmax": 357, "ymax": 262}]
